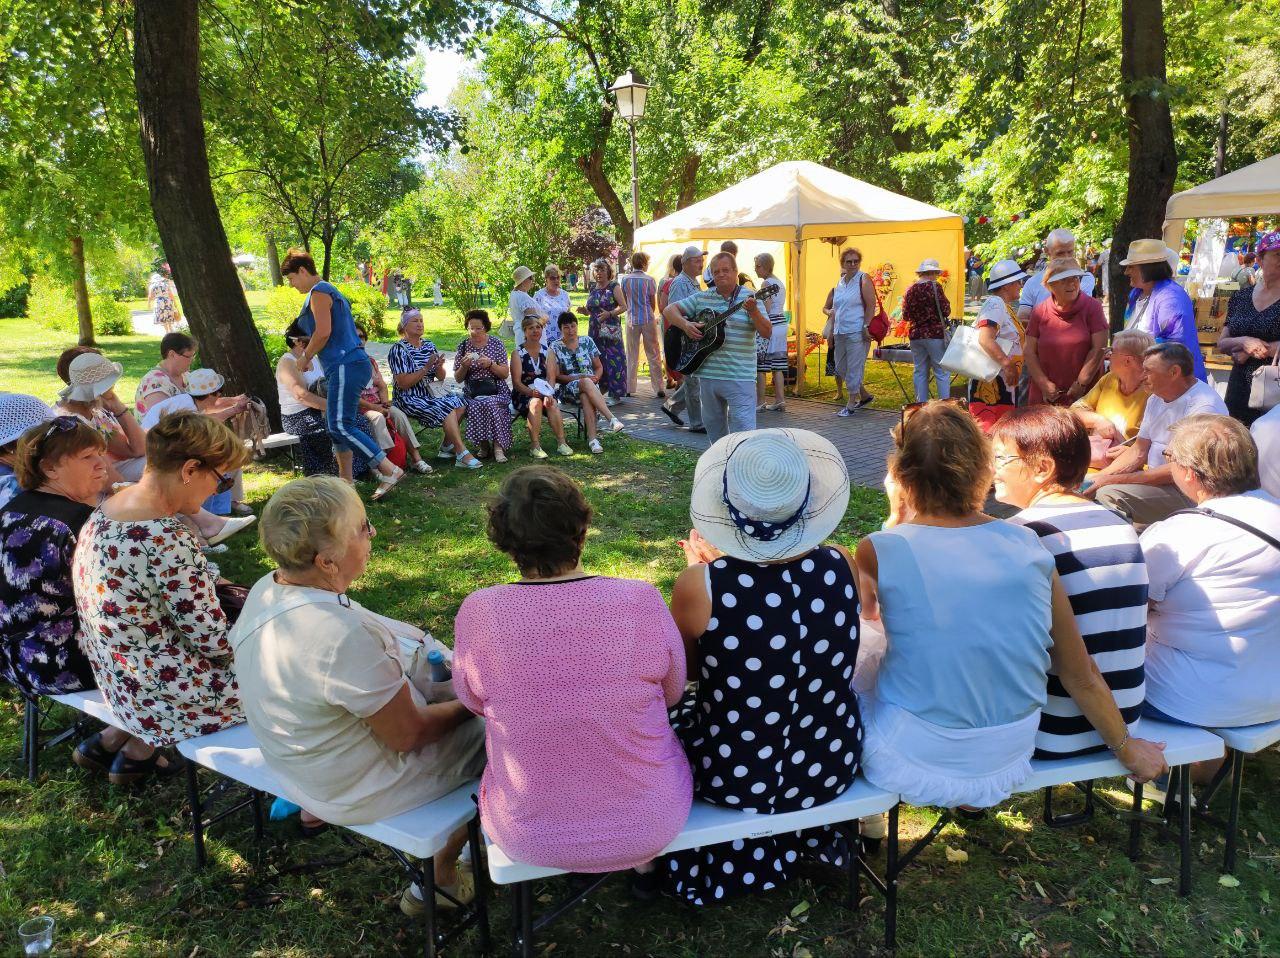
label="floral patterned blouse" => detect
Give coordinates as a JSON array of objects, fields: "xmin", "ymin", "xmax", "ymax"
[
  {"xmin": 0, "ymin": 491, "xmax": 96, "ymax": 695},
  {"xmin": 134, "ymin": 366, "xmax": 186, "ymax": 415},
  {"xmin": 453, "ymin": 335, "xmax": 513, "ymax": 401},
  {"xmin": 72, "ymin": 511, "xmax": 242, "ymax": 746}
]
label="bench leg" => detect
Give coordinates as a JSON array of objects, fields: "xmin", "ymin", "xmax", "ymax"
[
  {"xmin": 512, "ymin": 881, "xmax": 534, "ymax": 958},
  {"xmin": 186, "ymin": 762, "xmax": 206, "ymax": 869},
  {"xmin": 467, "ymin": 817, "xmax": 492, "ymax": 955},
  {"xmin": 250, "ymin": 789, "xmax": 265, "ymax": 843},
  {"xmin": 420, "ymin": 856, "xmax": 438, "ymax": 958},
  {"xmin": 1128, "ymin": 779, "xmax": 1143, "ymax": 861},
  {"xmin": 1177, "ymin": 767, "xmax": 1193, "ymax": 897},
  {"xmin": 884, "ymin": 803, "xmax": 899, "ymax": 951},
  {"xmin": 23, "ymin": 694, "xmax": 39, "ymax": 782},
  {"xmin": 1223, "ymin": 750, "xmax": 1245, "ymax": 874}
]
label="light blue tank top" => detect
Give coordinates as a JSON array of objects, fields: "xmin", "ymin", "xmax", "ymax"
[
  {"xmin": 869, "ymin": 521, "xmax": 1055, "ymax": 729},
  {"xmin": 297, "ymin": 280, "xmax": 367, "ymax": 373}
]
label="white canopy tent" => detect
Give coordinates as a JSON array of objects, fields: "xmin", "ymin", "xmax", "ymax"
[
  {"xmin": 1163, "ymin": 152, "xmax": 1280, "ymax": 246},
  {"xmin": 635, "ymin": 161, "xmax": 964, "ymax": 395}
]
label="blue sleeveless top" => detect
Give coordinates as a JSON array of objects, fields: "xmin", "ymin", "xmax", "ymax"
[{"xmin": 296, "ymin": 280, "xmax": 367, "ymax": 373}]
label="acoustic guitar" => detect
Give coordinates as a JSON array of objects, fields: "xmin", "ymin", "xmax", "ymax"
[{"xmin": 664, "ymin": 282, "xmax": 780, "ymax": 376}]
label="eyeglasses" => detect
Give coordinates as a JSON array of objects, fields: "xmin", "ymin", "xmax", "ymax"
[
  {"xmin": 899, "ymin": 398, "xmax": 969, "ymax": 433},
  {"xmin": 993, "ymin": 453, "xmax": 1023, "ymax": 468},
  {"xmin": 359, "ymin": 518, "xmax": 375, "ymax": 539},
  {"xmin": 201, "ymin": 463, "xmax": 236, "ymax": 494}
]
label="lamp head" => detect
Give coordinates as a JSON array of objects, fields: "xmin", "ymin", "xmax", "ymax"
[{"xmin": 609, "ymin": 68, "xmax": 649, "ymax": 121}]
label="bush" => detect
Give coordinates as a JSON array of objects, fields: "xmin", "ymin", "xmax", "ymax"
[
  {"xmin": 27, "ymin": 275, "xmax": 135, "ymax": 337},
  {"xmin": 262, "ymin": 281, "xmax": 389, "ymax": 340},
  {"xmin": 0, "ymin": 282, "xmax": 29, "ymax": 319}
]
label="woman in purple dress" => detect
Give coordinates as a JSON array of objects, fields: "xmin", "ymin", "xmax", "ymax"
[
  {"xmin": 454, "ymin": 309, "xmax": 514, "ymax": 462},
  {"xmin": 578, "ymin": 258, "xmax": 629, "ymax": 403}
]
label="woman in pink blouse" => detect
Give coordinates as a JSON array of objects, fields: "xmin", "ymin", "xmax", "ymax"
[{"xmin": 453, "ymin": 466, "xmax": 691, "ymax": 876}]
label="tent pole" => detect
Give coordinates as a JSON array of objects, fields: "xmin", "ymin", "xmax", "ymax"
[{"xmin": 791, "ymin": 239, "xmax": 805, "ymax": 397}]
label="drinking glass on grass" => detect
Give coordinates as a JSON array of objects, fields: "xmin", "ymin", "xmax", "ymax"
[{"xmin": 19, "ymin": 916, "xmax": 55, "ymax": 956}]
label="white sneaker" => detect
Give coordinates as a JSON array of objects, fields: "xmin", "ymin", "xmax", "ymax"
[
  {"xmin": 530, "ymin": 446, "xmax": 548, "ymax": 459},
  {"xmin": 207, "ymin": 515, "xmax": 256, "ymax": 546},
  {"xmin": 604, "ymin": 396, "xmax": 618, "ymax": 407},
  {"xmin": 610, "ymin": 418, "xmax": 626, "ymax": 433},
  {"xmin": 836, "ymin": 407, "xmax": 853, "ymax": 418},
  {"xmin": 766, "ymin": 402, "xmax": 786, "ymax": 411},
  {"xmin": 756, "ymin": 402, "xmax": 769, "ymax": 412},
  {"xmin": 557, "ymin": 443, "xmax": 574, "ymax": 456},
  {"xmin": 589, "ymin": 439, "xmax": 603, "ymax": 454},
  {"xmin": 437, "ymin": 443, "xmax": 456, "ymax": 459}
]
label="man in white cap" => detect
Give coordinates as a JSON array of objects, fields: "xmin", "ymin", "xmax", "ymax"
[
  {"xmin": 0, "ymin": 393, "xmax": 56, "ymax": 509},
  {"xmin": 1017, "ymin": 228, "xmax": 1096, "ymax": 323},
  {"xmin": 662, "ymin": 245, "xmax": 707, "ymax": 431},
  {"xmin": 507, "ymin": 265, "xmax": 545, "ymax": 340}
]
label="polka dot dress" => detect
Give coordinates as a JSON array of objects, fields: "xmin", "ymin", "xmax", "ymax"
[{"xmin": 665, "ymin": 546, "xmax": 863, "ymax": 904}]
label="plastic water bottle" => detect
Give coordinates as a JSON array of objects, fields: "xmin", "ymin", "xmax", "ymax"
[{"xmin": 427, "ymin": 649, "xmax": 452, "ymax": 682}]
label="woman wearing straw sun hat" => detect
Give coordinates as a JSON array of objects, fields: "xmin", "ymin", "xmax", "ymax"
[
  {"xmin": 55, "ymin": 350, "xmax": 148, "ymax": 484},
  {"xmin": 508, "ymin": 265, "xmax": 547, "ymax": 341},
  {"xmin": 1119, "ymin": 238, "xmax": 1206, "ymax": 382},
  {"xmin": 968, "ymin": 258, "xmax": 1030, "ymax": 431},
  {"xmin": 664, "ymin": 429, "xmax": 863, "ymax": 904},
  {"xmin": 1023, "ymin": 255, "xmax": 1108, "ymax": 406}
]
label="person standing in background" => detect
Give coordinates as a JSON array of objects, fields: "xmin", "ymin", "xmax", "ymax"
[
  {"xmin": 900, "ymin": 258, "xmax": 950, "ymax": 403},
  {"xmin": 533, "ymin": 265, "xmax": 572, "ymax": 349},
  {"xmin": 753, "ymin": 252, "xmax": 789, "ymax": 412},
  {"xmin": 662, "ymin": 247, "xmax": 706, "ymax": 432},
  {"xmin": 619, "ymin": 252, "xmax": 663, "ymax": 398}
]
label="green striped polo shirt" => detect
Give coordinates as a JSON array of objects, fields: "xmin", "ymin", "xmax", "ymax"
[{"xmin": 673, "ymin": 286, "xmax": 757, "ymax": 381}]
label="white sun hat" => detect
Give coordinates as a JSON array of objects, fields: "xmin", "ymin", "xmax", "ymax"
[
  {"xmin": 986, "ymin": 259, "xmax": 1029, "ymax": 290},
  {"xmin": 915, "ymin": 258, "xmax": 943, "ymax": 274},
  {"xmin": 186, "ymin": 368, "xmax": 226, "ymax": 397},
  {"xmin": 59, "ymin": 352, "xmax": 123, "ymax": 403},
  {"xmin": 691, "ymin": 429, "xmax": 850, "ymax": 563},
  {"xmin": 512, "ymin": 265, "xmax": 535, "ymax": 286},
  {"xmin": 0, "ymin": 393, "xmax": 55, "ymax": 447}
]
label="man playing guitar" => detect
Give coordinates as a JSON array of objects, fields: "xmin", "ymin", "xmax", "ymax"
[{"xmin": 663, "ymin": 251, "xmax": 772, "ymax": 443}]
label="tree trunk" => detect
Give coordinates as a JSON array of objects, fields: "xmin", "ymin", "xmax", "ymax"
[
  {"xmin": 676, "ymin": 154, "xmax": 701, "ymax": 210},
  {"xmin": 132, "ymin": 0, "xmax": 279, "ymax": 425},
  {"xmin": 1215, "ymin": 110, "xmax": 1228, "ymax": 178},
  {"xmin": 69, "ymin": 234, "xmax": 95, "ymax": 347},
  {"xmin": 265, "ymin": 229, "xmax": 282, "ymax": 286},
  {"xmin": 576, "ymin": 108, "xmax": 632, "ymax": 249},
  {"xmin": 1108, "ymin": 0, "xmax": 1177, "ymax": 330}
]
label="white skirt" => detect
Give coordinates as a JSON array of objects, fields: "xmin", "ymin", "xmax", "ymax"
[{"xmin": 860, "ymin": 696, "xmax": 1039, "ymax": 810}]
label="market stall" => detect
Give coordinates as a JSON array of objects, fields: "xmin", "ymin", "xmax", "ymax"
[{"xmin": 635, "ymin": 161, "xmax": 965, "ymax": 397}]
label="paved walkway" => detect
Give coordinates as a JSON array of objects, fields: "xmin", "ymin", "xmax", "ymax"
[{"xmin": 611, "ymin": 383, "xmax": 897, "ymax": 490}]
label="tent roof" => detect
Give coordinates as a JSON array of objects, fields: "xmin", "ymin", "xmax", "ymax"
[
  {"xmin": 1165, "ymin": 153, "xmax": 1280, "ymax": 221},
  {"xmin": 634, "ymin": 161, "xmax": 962, "ymax": 244}
]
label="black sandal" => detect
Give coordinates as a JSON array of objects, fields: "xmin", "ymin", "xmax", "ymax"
[
  {"xmin": 107, "ymin": 747, "xmax": 186, "ymax": 786},
  {"xmin": 72, "ymin": 732, "xmax": 121, "ymax": 775}
]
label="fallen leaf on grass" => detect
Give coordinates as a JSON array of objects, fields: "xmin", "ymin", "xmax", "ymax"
[
  {"xmin": 945, "ymin": 846, "xmax": 968, "ymax": 863},
  {"xmin": 1219, "ymin": 875, "xmax": 1241, "ymax": 888},
  {"xmin": 1034, "ymin": 880, "xmax": 1048, "ymax": 899},
  {"xmin": 790, "ymin": 901, "xmax": 810, "ymax": 917},
  {"xmin": 1149, "ymin": 877, "xmax": 1173, "ymax": 885},
  {"xmin": 793, "ymin": 947, "xmax": 813, "ymax": 958}
]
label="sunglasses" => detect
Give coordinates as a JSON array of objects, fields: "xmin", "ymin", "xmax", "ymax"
[
  {"xmin": 40, "ymin": 415, "xmax": 80, "ymax": 443},
  {"xmin": 201, "ymin": 463, "xmax": 236, "ymax": 494},
  {"xmin": 899, "ymin": 398, "xmax": 969, "ymax": 433}
]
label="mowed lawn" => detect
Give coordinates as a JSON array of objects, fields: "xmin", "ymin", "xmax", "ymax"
[{"xmin": 1, "ymin": 310, "xmax": 1279, "ymax": 956}]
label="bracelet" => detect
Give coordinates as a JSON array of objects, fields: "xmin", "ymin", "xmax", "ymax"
[{"xmin": 1108, "ymin": 732, "xmax": 1130, "ymax": 754}]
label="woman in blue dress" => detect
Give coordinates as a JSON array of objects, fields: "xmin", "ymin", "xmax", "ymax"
[{"xmin": 282, "ymin": 249, "xmax": 404, "ymax": 500}]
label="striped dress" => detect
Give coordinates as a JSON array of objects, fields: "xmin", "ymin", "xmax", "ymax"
[{"xmin": 1012, "ymin": 499, "xmax": 1147, "ymax": 759}]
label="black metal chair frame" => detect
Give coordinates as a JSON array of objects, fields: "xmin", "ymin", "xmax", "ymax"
[
  {"xmin": 184, "ymin": 763, "xmax": 490, "ymax": 958},
  {"xmin": 1183, "ymin": 749, "xmax": 1247, "ymax": 874},
  {"xmin": 506, "ymin": 823, "xmax": 866, "ymax": 958},
  {"xmin": 858, "ymin": 770, "xmax": 1198, "ymax": 951},
  {"xmin": 19, "ymin": 692, "xmax": 94, "ymax": 782}
]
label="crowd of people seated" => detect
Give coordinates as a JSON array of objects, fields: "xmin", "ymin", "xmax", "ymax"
[{"xmin": 2, "ymin": 228, "xmax": 1278, "ymax": 920}]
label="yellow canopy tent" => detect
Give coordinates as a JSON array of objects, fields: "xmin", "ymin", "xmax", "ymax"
[
  {"xmin": 1163, "ymin": 153, "xmax": 1280, "ymax": 245},
  {"xmin": 635, "ymin": 160, "xmax": 965, "ymax": 396}
]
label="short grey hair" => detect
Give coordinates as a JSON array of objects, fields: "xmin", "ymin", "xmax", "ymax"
[
  {"xmin": 544, "ymin": 264, "xmax": 561, "ymax": 277},
  {"xmin": 1045, "ymin": 228, "xmax": 1077, "ymax": 249},
  {"xmin": 260, "ymin": 476, "xmax": 364, "ymax": 572},
  {"xmin": 1166, "ymin": 414, "xmax": 1260, "ymax": 496},
  {"xmin": 754, "ymin": 252, "xmax": 775, "ymax": 271},
  {"xmin": 709, "ymin": 251, "xmax": 737, "ymax": 272},
  {"xmin": 1144, "ymin": 342, "xmax": 1195, "ymax": 377},
  {"xmin": 1111, "ymin": 329, "xmax": 1155, "ymax": 358}
]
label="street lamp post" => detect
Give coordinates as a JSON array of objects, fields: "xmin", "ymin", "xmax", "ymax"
[{"xmin": 608, "ymin": 69, "xmax": 649, "ymax": 246}]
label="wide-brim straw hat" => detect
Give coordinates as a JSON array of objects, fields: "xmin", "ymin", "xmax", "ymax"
[
  {"xmin": 986, "ymin": 258, "xmax": 1029, "ymax": 290},
  {"xmin": 512, "ymin": 265, "xmax": 535, "ymax": 286},
  {"xmin": 691, "ymin": 429, "xmax": 849, "ymax": 563},
  {"xmin": 1044, "ymin": 255, "xmax": 1087, "ymax": 284},
  {"xmin": 186, "ymin": 368, "xmax": 226, "ymax": 397},
  {"xmin": 59, "ymin": 353, "xmax": 123, "ymax": 403},
  {"xmin": 916, "ymin": 258, "xmax": 943, "ymax": 274},
  {"xmin": 1118, "ymin": 238, "xmax": 1171, "ymax": 267},
  {"xmin": 0, "ymin": 393, "xmax": 55, "ymax": 446}
]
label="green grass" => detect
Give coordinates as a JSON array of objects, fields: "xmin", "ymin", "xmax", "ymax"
[{"xmin": 3, "ymin": 308, "xmax": 1279, "ymax": 957}]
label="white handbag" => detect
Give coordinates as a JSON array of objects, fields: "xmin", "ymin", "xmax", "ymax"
[
  {"xmin": 940, "ymin": 323, "xmax": 1003, "ymax": 382},
  {"xmin": 1248, "ymin": 350, "xmax": 1280, "ymax": 412}
]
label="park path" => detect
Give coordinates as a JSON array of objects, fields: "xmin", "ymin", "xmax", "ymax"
[{"xmin": 611, "ymin": 382, "xmax": 898, "ymax": 491}]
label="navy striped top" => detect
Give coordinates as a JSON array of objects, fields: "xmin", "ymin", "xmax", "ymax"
[{"xmin": 1013, "ymin": 499, "xmax": 1148, "ymax": 759}]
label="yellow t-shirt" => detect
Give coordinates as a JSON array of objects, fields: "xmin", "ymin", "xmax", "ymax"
[{"xmin": 1075, "ymin": 372, "xmax": 1149, "ymax": 439}]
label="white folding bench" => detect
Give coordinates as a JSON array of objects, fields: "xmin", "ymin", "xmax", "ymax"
[
  {"xmin": 177, "ymin": 723, "xmax": 489, "ymax": 958},
  {"xmin": 1194, "ymin": 719, "xmax": 1280, "ymax": 873},
  {"xmin": 248, "ymin": 432, "xmax": 301, "ymax": 471},
  {"xmin": 872, "ymin": 718, "xmax": 1225, "ymax": 950},
  {"xmin": 486, "ymin": 778, "xmax": 901, "ymax": 957},
  {"xmin": 20, "ymin": 689, "xmax": 110, "ymax": 782}
]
